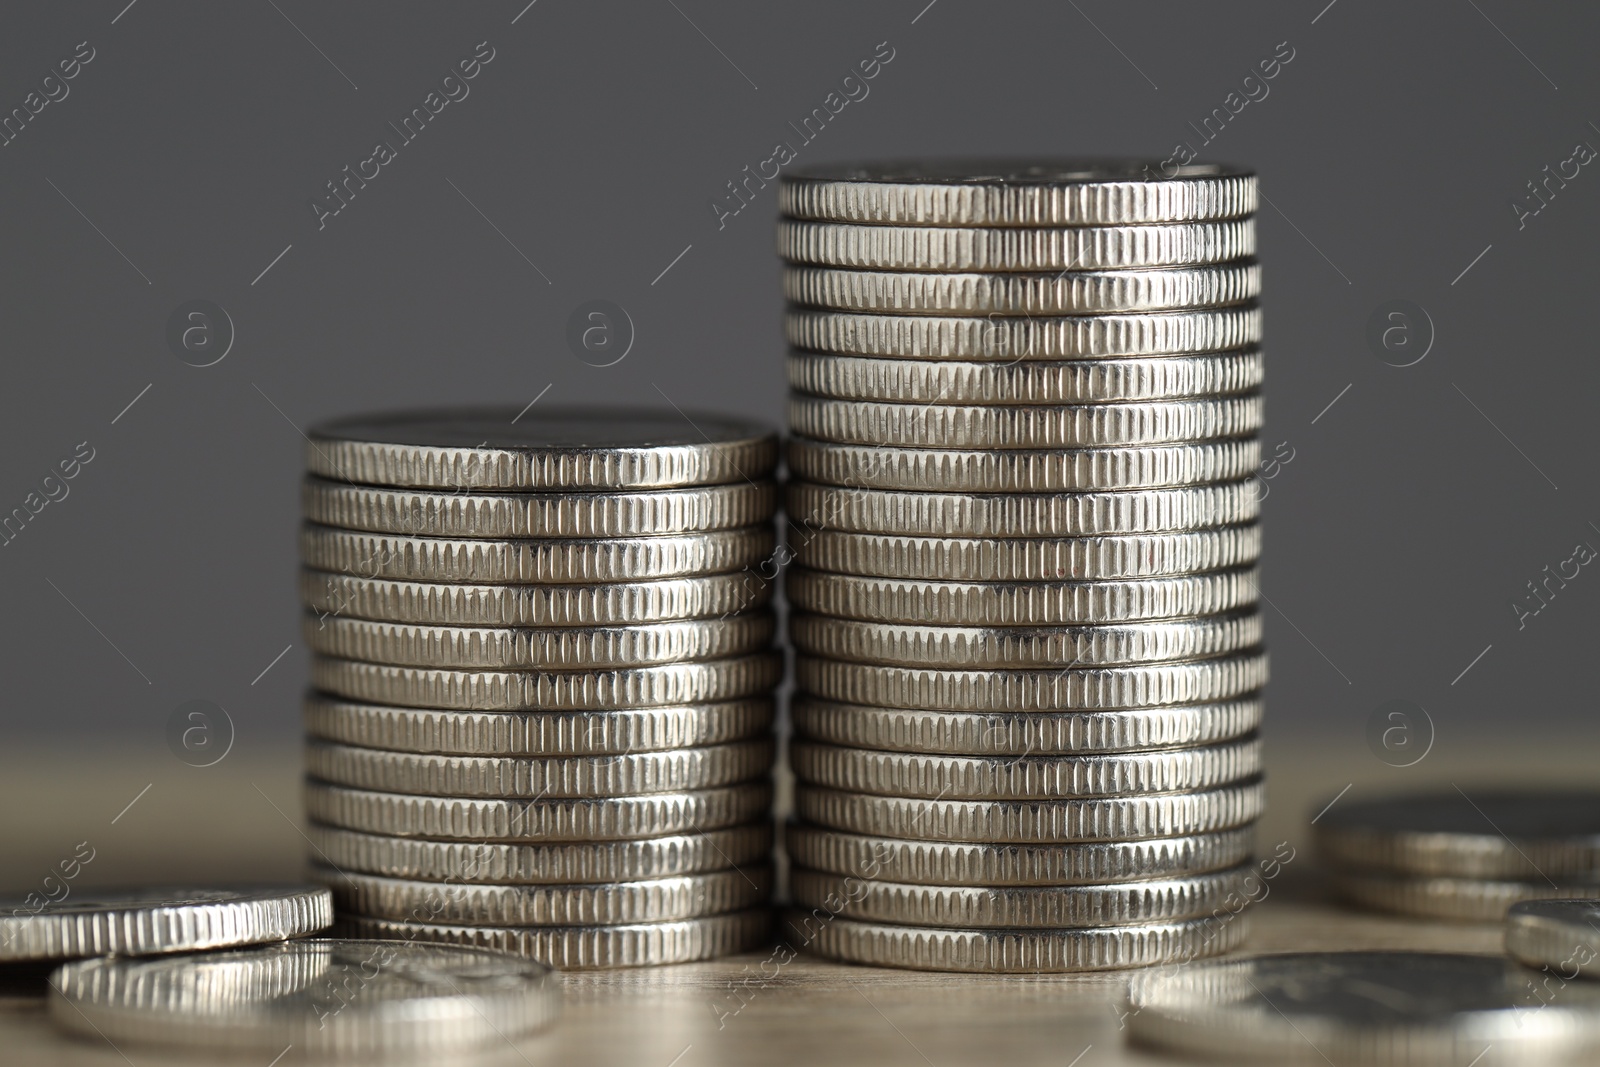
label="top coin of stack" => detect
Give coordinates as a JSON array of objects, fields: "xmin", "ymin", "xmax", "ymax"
[
  {"xmin": 296, "ymin": 407, "xmax": 782, "ymax": 968},
  {"xmin": 776, "ymin": 161, "xmax": 1268, "ymax": 972}
]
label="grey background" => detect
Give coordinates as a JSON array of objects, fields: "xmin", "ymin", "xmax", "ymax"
[{"xmin": 0, "ymin": 0, "xmax": 1595, "ymax": 775}]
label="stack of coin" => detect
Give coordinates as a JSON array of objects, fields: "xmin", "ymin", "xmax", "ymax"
[
  {"xmin": 775, "ymin": 161, "xmax": 1269, "ymax": 971},
  {"xmin": 295, "ymin": 408, "xmax": 782, "ymax": 968}
]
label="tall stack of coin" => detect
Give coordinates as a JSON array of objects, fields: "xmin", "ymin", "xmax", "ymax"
[
  {"xmin": 775, "ymin": 162, "xmax": 1269, "ymax": 971},
  {"xmin": 295, "ymin": 408, "xmax": 781, "ymax": 968}
]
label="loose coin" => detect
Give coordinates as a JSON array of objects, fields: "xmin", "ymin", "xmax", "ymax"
[
  {"xmin": 1331, "ymin": 870, "xmax": 1600, "ymax": 922},
  {"xmin": 49, "ymin": 939, "xmax": 558, "ymax": 1054},
  {"xmin": 1505, "ymin": 900, "xmax": 1600, "ymax": 978}
]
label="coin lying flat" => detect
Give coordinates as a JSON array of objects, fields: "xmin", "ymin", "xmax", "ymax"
[
  {"xmin": 790, "ymin": 695, "xmax": 1264, "ymax": 754},
  {"xmin": 783, "ymin": 823, "xmax": 1256, "ymax": 886},
  {"xmin": 1126, "ymin": 951, "xmax": 1600, "ymax": 1064},
  {"xmin": 304, "ymin": 780, "xmax": 773, "ymax": 842},
  {"xmin": 49, "ymin": 939, "xmax": 559, "ymax": 1055},
  {"xmin": 308, "ymin": 823, "xmax": 774, "ymax": 884},
  {"xmin": 1505, "ymin": 900, "xmax": 1600, "ymax": 978},
  {"xmin": 790, "ymin": 527, "xmax": 1263, "ymax": 581},
  {"xmin": 778, "ymin": 160, "xmax": 1257, "ymax": 226},
  {"xmin": 340, "ymin": 910, "xmax": 772, "ymax": 970},
  {"xmin": 785, "ymin": 911, "xmax": 1246, "ymax": 973},
  {"xmin": 1313, "ymin": 790, "xmax": 1600, "ymax": 878},
  {"xmin": 300, "ymin": 524, "xmax": 776, "ymax": 584},
  {"xmin": 304, "ymin": 478, "xmax": 776, "ymax": 539},
  {"xmin": 787, "ymin": 306, "xmax": 1262, "ymax": 360},
  {"xmin": 795, "ymin": 778, "xmax": 1265, "ymax": 843},
  {"xmin": 304, "ymin": 695, "xmax": 776, "ymax": 755},
  {"xmin": 312, "ymin": 652, "xmax": 783, "ymax": 711},
  {"xmin": 782, "ymin": 262, "xmax": 1261, "ymax": 315},
  {"xmin": 307, "ymin": 406, "xmax": 776, "ymax": 489},
  {"xmin": 0, "ymin": 886, "xmax": 331, "ymax": 962},
  {"xmin": 790, "ymin": 863, "xmax": 1254, "ymax": 927},
  {"xmin": 319, "ymin": 866, "xmax": 772, "ymax": 926},
  {"xmin": 1331, "ymin": 870, "xmax": 1600, "ymax": 922},
  {"xmin": 307, "ymin": 738, "xmax": 775, "ymax": 798}
]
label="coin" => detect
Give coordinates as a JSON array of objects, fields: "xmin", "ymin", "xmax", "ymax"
[
  {"xmin": 787, "ymin": 350, "xmax": 1265, "ymax": 404},
  {"xmin": 305, "ymin": 612, "xmax": 775, "ymax": 669},
  {"xmin": 789, "ymin": 737, "xmax": 1261, "ymax": 799},
  {"xmin": 796, "ymin": 649, "xmax": 1269, "ymax": 711},
  {"xmin": 307, "ymin": 406, "xmax": 776, "ymax": 489},
  {"xmin": 782, "ymin": 262, "xmax": 1261, "ymax": 315},
  {"xmin": 790, "ymin": 863, "xmax": 1255, "ymax": 927},
  {"xmin": 1126, "ymin": 951, "xmax": 1600, "ymax": 1064},
  {"xmin": 305, "ymin": 695, "xmax": 776, "ymax": 755},
  {"xmin": 786, "ymin": 480, "xmax": 1260, "ymax": 537},
  {"xmin": 307, "ymin": 738, "xmax": 774, "ymax": 798},
  {"xmin": 340, "ymin": 910, "xmax": 772, "ymax": 970},
  {"xmin": 783, "ymin": 823, "xmax": 1255, "ymax": 886},
  {"xmin": 1313, "ymin": 790, "xmax": 1600, "ymax": 879},
  {"xmin": 794, "ymin": 778, "xmax": 1265, "ymax": 842},
  {"xmin": 790, "ymin": 526, "xmax": 1262, "ymax": 581},
  {"xmin": 778, "ymin": 160, "xmax": 1257, "ymax": 226},
  {"xmin": 783, "ymin": 910, "xmax": 1246, "ymax": 973},
  {"xmin": 319, "ymin": 866, "xmax": 773, "ymax": 926},
  {"xmin": 302, "ymin": 570, "xmax": 773, "ymax": 627},
  {"xmin": 0, "ymin": 885, "xmax": 331, "ymax": 962},
  {"xmin": 307, "ymin": 823, "xmax": 774, "ymax": 884},
  {"xmin": 1505, "ymin": 900, "xmax": 1600, "ymax": 978},
  {"xmin": 777, "ymin": 219, "xmax": 1255, "ymax": 271},
  {"xmin": 303, "ymin": 478, "xmax": 777, "ymax": 538},
  {"xmin": 311, "ymin": 652, "xmax": 783, "ymax": 711},
  {"xmin": 49, "ymin": 939, "xmax": 559, "ymax": 1054},
  {"xmin": 787, "ymin": 305, "xmax": 1262, "ymax": 359},
  {"xmin": 304, "ymin": 780, "xmax": 773, "ymax": 842},
  {"xmin": 1331, "ymin": 870, "xmax": 1600, "ymax": 922},
  {"xmin": 790, "ymin": 695, "xmax": 1263, "ymax": 754},
  {"xmin": 786, "ymin": 567, "xmax": 1260, "ymax": 625},
  {"xmin": 300, "ymin": 524, "xmax": 776, "ymax": 584}
]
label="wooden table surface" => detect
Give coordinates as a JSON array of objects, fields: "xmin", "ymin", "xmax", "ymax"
[{"xmin": 0, "ymin": 738, "xmax": 1590, "ymax": 1066}]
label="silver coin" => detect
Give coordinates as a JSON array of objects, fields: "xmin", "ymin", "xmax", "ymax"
[
  {"xmin": 304, "ymin": 695, "xmax": 776, "ymax": 755},
  {"xmin": 0, "ymin": 885, "xmax": 331, "ymax": 962},
  {"xmin": 782, "ymin": 261, "xmax": 1261, "ymax": 315},
  {"xmin": 787, "ymin": 350, "xmax": 1265, "ymax": 404},
  {"xmin": 304, "ymin": 780, "xmax": 773, "ymax": 842},
  {"xmin": 786, "ymin": 480, "xmax": 1260, "ymax": 537},
  {"xmin": 1127, "ymin": 951, "xmax": 1600, "ymax": 1064},
  {"xmin": 783, "ymin": 910, "xmax": 1247, "ymax": 973},
  {"xmin": 790, "ymin": 694, "xmax": 1263, "ymax": 754},
  {"xmin": 1314, "ymin": 790, "xmax": 1600, "ymax": 879},
  {"xmin": 307, "ymin": 406, "xmax": 776, "ymax": 489},
  {"xmin": 340, "ymin": 910, "xmax": 771, "ymax": 970},
  {"xmin": 1331, "ymin": 870, "xmax": 1600, "ymax": 922},
  {"xmin": 1505, "ymin": 900, "xmax": 1600, "ymax": 979},
  {"xmin": 307, "ymin": 823, "xmax": 774, "ymax": 884},
  {"xmin": 790, "ymin": 526, "xmax": 1262, "ymax": 581},
  {"xmin": 305, "ymin": 612, "xmax": 775, "ymax": 669},
  {"xmin": 778, "ymin": 160, "xmax": 1257, "ymax": 226},
  {"xmin": 300, "ymin": 523, "xmax": 776, "ymax": 584},
  {"xmin": 783, "ymin": 823, "xmax": 1256, "ymax": 886},
  {"xmin": 304, "ymin": 478, "xmax": 776, "ymax": 539},
  {"xmin": 311, "ymin": 652, "xmax": 782, "ymax": 711},
  {"xmin": 301, "ymin": 569, "xmax": 773, "ymax": 627},
  {"xmin": 786, "ymin": 567, "xmax": 1260, "ymax": 625},
  {"xmin": 307, "ymin": 738, "xmax": 774, "ymax": 798},
  {"xmin": 49, "ymin": 938, "xmax": 558, "ymax": 1054},
  {"xmin": 787, "ymin": 305, "xmax": 1262, "ymax": 360},
  {"xmin": 795, "ymin": 778, "xmax": 1265, "ymax": 843},
  {"xmin": 319, "ymin": 865, "xmax": 772, "ymax": 926}
]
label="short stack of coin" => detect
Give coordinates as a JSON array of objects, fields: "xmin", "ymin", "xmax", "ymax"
[
  {"xmin": 295, "ymin": 408, "xmax": 782, "ymax": 968},
  {"xmin": 775, "ymin": 161, "xmax": 1269, "ymax": 971}
]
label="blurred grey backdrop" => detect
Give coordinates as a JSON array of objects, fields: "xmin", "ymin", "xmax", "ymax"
[{"xmin": 0, "ymin": 0, "xmax": 1595, "ymax": 774}]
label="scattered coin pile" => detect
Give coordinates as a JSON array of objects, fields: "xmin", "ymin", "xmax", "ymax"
[
  {"xmin": 297, "ymin": 408, "xmax": 782, "ymax": 968},
  {"xmin": 775, "ymin": 161, "xmax": 1269, "ymax": 971},
  {"xmin": 1315, "ymin": 789, "xmax": 1600, "ymax": 920}
]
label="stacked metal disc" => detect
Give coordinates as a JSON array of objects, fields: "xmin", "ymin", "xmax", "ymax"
[
  {"xmin": 295, "ymin": 407, "xmax": 782, "ymax": 968},
  {"xmin": 775, "ymin": 161, "xmax": 1270, "ymax": 972}
]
